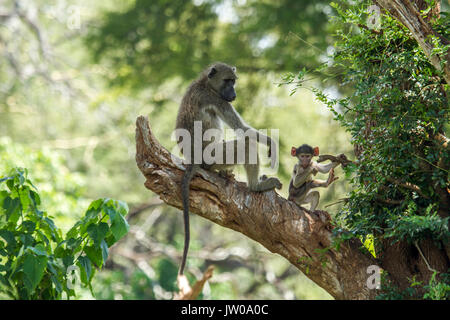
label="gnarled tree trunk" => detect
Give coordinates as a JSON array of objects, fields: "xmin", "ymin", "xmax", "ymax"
[{"xmin": 135, "ymin": 115, "xmax": 378, "ymax": 300}]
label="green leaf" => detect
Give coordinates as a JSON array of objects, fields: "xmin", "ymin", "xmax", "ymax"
[
  {"xmin": 3, "ymin": 196, "xmax": 20, "ymax": 223},
  {"xmin": 22, "ymin": 220, "xmax": 36, "ymax": 233},
  {"xmin": 83, "ymin": 208, "xmax": 101, "ymax": 223},
  {"xmin": 100, "ymin": 239, "xmax": 108, "ymax": 263},
  {"xmin": 50, "ymin": 274, "xmax": 62, "ymax": 294},
  {"xmin": 110, "ymin": 211, "xmax": 129, "ymax": 242},
  {"xmin": 117, "ymin": 200, "xmax": 129, "ymax": 216},
  {"xmin": 19, "ymin": 233, "xmax": 34, "ymax": 248},
  {"xmin": 0, "ymin": 230, "xmax": 16, "ymax": 253},
  {"xmin": 6, "ymin": 179, "xmax": 14, "ymax": 191},
  {"xmin": 17, "ymin": 170, "xmax": 25, "ymax": 186},
  {"xmin": 62, "ymin": 255, "xmax": 74, "ymax": 269},
  {"xmin": 0, "ymin": 190, "xmax": 9, "ymax": 205},
  {"xmin": 54, "ymin": 242, "xmax": 69, "ymax": 258},
  {"xmin": 9, "ymin": 248, "xmax": 24, "ymax": 278},
  {"xmin": 66, "ymin": 221, "xmax": 82, "ymax": 239},
  {"xmin": 29, "ymin": 190, "xmax": 40, "ymax": 206},
  {"xmin": 104, "ymin": 234, "xmax": 116, "ymax": 247},
  {"xmin": 87, "ymin": 222, "xmax": 109, "ymax": 246},
  {"xmin": 88, "ymin": 198, "xmax": 105, "ymax": 211},
  {"xmin": 35, "ymin": 229, "xmax": 49, "ymax": 246},
  {"xmin": 66, "ymin": 238, "xmax": 83, "ymax": 252},
  {"xmin": 46, "ymin": 261, "xmax": 58, "ymax": 276},
  {"xmin": 23, "ymin": 253, "xmax": 47, "ymax": 293},
  {"xmin": 84, "ymin": 245, "xmax": 103, "ymax": 268},
  {"xmin": 18, "ymin": 187, "xmax": 31, "ymax": 211},
  {"xmin": 27, "ymin": 244, "xmax": 48, "ymax": 256},
  {"xmin": 77, "ymin": 256, "xmax": 92, "ymax": 285},
  {"xmin": 43, "ymin": 217, "xmax": 57, "ymax": 234},
  {"xmin": 25, "ymin": 179, "xmax": 38, "ymax": 191}
]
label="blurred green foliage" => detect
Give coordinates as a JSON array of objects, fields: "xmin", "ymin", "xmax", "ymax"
[
  {"xmin": 86, "ymin": 0, "xmax": 333, "ymax": 89},
  {"xmin": 0, "ymin": 137, "xmax": 88, "ymax": 231},
  {"xmin": 0, "ymin": 168, "xmax": 129, "ymax": 299}
]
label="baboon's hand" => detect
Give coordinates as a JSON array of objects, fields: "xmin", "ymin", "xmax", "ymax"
[
  {"xmin": 337, "ymin": 153, "xmax": 348, "ymax": 163},
  {"xmin": 326, "ymin": 168, "xmax": 339, "ymax": 186}
]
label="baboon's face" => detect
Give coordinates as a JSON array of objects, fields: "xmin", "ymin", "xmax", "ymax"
[
  {"xmin": 208, "ymin": 64, "xmax": 237, "ymax": 102},
  {"xmin": 297, "ymin": 154, "xmax": 312, "ymax": 168},
  {"xmin": 219, "ymin": 78, "xmax": 236, "ymax": 102}
]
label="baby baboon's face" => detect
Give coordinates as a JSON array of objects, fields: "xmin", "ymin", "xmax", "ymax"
[{"xmin": 298, "ymin": 154, "xmax": 312, "ymax": 168}]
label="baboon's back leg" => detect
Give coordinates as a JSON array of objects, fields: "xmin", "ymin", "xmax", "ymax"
[{"xmin": 304, "ymin": 190, "xmax": 320, "ymax": 211}]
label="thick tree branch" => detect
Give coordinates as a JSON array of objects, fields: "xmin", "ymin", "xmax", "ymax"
[
  {"xmin": 374, "ymin": 0, "xmax": 450, "ymax": 85},
  {"xmin": 135, "ymin": 116, "xmax": 378, "ymax": 300}
]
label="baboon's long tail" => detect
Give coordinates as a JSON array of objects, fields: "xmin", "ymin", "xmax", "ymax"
[{"xmin": 179, "ymin": 164, "xmax": 198, "ymax": 275}]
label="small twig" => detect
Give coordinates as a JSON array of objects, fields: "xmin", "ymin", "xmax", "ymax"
[
  {"xmin": 127, "ymin": 199, "xmax": 163, "ymax": 221},
  {"xmin": 324, "ymin": 198, "xmax": 349, "ymax": 208},
  {"xmin": 414, "ymin": 241, "xmax": 438, "ymax": 274},
  {"xmin": 413, "ymin": 153, "xmax": 449, "ymax": 173},
  {"xmin": 357, "ymin": 23, "xmax": 384, "ymax": 35},
  {"xmin": 288, "ymin": 31, "xmax": 326, "ymax": 54}
]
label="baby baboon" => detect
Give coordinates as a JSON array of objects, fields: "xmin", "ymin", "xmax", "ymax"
[
  {"xmin": 175, "ymin": 62, "xmax": 282, "ymax": 275},
  {"xmin": 288, "ymin": 144, "xmax": 340, "ymax": 211}
]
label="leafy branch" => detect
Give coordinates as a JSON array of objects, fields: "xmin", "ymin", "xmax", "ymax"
[{"xmin": 0, "ymin": 168, "xmax": 130, "ymax": 299}]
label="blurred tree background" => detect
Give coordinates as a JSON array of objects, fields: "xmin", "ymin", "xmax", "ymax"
[{"xmin": 0, "ymin": 0, "xmax": 399, "ymax": 299}]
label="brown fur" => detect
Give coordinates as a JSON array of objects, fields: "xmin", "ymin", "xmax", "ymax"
[
  {"xmin": 176, "ymin": 62, "xmax": 237, "ymax": 161},
  {"xmin": 175, "ymin": 62, "xmax": 281, "ymax": 275}
]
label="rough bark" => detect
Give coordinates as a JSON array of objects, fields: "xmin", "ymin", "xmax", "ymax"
[
  {"xmin": 374, "ymin": 0, "xmax": 450, "ymax": 85},
  {"xmin": 135, "ymin": 115, "xmax": 378, "ymax": 300},
  {"xmin": 379, "ymin": 237, "xmax": 449, "ymax": 295}
]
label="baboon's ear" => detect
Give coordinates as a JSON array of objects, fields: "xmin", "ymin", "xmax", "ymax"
[
  {"xmin": 313, "ymin": 147, "xmax": 319, "ymax": 156},
  {"xmin": 208, "ymin": 67, "xmax": 217, "ymax": 78},
  {"xmin": 291, "ymin": 147, "xmax": 297, "ymax": 157},
  {"xmin": 232, "ymin": 66, "xmax": 236, "ymax": 73}
]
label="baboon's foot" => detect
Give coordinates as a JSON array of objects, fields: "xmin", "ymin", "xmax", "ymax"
[{"xmin": 249, "ymin": 177, "xmax": 282, "ymax": 192}]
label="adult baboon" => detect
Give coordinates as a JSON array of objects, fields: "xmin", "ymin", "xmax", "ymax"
[{"xmin": 175, "ymin": 62, "xmax": 282, "ymax": 275}]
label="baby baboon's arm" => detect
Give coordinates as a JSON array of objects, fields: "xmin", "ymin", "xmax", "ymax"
[{"xmin": 293, "ymin": 164, "xmax": 316, "ymax": 188}]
